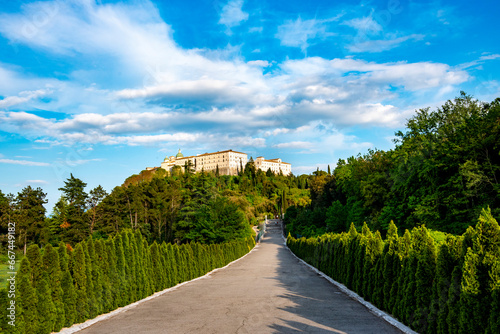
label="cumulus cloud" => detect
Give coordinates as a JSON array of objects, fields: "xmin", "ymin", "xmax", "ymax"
[
  {"xmin": 0, "ymin": 89, "xmax": 50, "ymax": 108},
  {"xmin": 0, "ymin": 0, "xmax": 481, "ymax": 153}
]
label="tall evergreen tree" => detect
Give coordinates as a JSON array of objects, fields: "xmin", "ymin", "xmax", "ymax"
[
  {"xmin": 72, "ymin": 243, "xmax": 88, "ymax": 322},
  {"xmin": 42, "ymin": 244, "xmax": 65, "ymax": 331},
  {"xmin": 36, "ymin": 271, "xmax": 56, "ymax": 333},
  {"xmin": 16, "ymin": 257, "xmax": 38, "ymax": 334}
]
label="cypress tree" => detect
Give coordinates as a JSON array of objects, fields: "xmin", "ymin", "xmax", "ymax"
[
  {"xmin": 142, "ymin": 238, "xmax": 153, "ymax": 296},
  {"xmin": 459, "ymin": 247, "xmax": 483, "ymax": 333},
  {"xmin": 158, "ymin": 242, "xmax": 168, "ymax": 290},
  {"xmin": 149, "ymin": 242, "xmax": 161, "ymax": 291},
  {"xmin": 0, "ymin": 288, "xmax": 8, "ymax": 333},
  {"xmin": 42, "ymin": 244, "xmax": 65, "ymax": 331},
  {"xmin": 26, "ymin": 244, "xmax": 42, "ymax": 289},
  {"xmin": 83, "ymin": 240, "xmax": 98, "ymax": 318},
  {"xmin": 121, "ymin": 231, "xmax": 133, "ymax": 303},
  {"xmin": 114, "ymin": 234, "xmax": 126, "ymax": 306},
  {"xmin": 36, "ymin": 271, "xmax": 56, "ymax": 333},
  {"xmin": 413, "ymin": 226, "xmax": 437, "ymax": 332},
  {"xmin": 58, "ymin": 242, "xmax": 76, "ymax": 327},
  {"xmin": 89, "ymin": 237, "xmax": 104, "ymax": 315},
  {"xmin": 166, "ymin": 243, "xmax": 178, "ymax": 287},
  {"xmin": 72, "ymin": 243, "xmax": 88, "ymax": 322},
  {"xmin": 16, "ymin": 257, "xmax": 38, "ymax": 334},
  {"xmin": 95, "ymin": 239, "xmax": 113, "ymax": 313},
  {"xmin": 401, "ymin": 255, "xmax": 417, "ymax": 326},
  {"xmin": 105, "ymin": 237, "xmax": 118, "ymax": 310},
  {"xmin": 128, "ymin": 231, "xmax": 139, "ymax": 301},
  {"xmin": 383, "ymin": 221, "xmax": 398, "ymax": 311},
  {"xmin": 446, "ymin": 264, "xmax": 462, "ymax": 334},
  {"xmin": 433, "ymin": 239, "xmax": 457, "ymax": 334}
]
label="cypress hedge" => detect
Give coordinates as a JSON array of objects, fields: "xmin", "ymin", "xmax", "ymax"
[
  {"xmin": 287, "ymin": 208, "xmax": 500, "ymax": 334},
  {"xmin": 0, "ymin": 232, "xmax": 254, "ymax": 333}
]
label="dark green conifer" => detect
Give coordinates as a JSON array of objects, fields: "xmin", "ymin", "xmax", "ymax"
[
  {"xmin": 105, "ymin": 237, "xmax": 118, "ymax": 310},
  {"xmin": 72, "ymin": 243, "xmax": 88, "ymax": 322},
  {"xmin": 58, "ymin": 242, "xmax": 76, "ymax": 327},
  {"xmin": 0, "ymin": 288, "xmax": 8, "ymax": 332},
  {"xmin": 26, "ymin": 244, "xmax": 42, "ymax": 289},
  {"xmin": 83, "ymin": 240, "xmax": 98, "ymax": 318},
  {"xmin": 42, "ymin": 244, "xmax": 65, "ymax": 331},
  {"xmin": 36, "ymin": 271, "xmax": 56, "ymax": 333},
  {"xmin": 16, "ymin": 257, "xmax": 38, "ymax": 334},
  {"xmin": 114, "ymin": 234, "xmax": 126, "ymax": 306}
]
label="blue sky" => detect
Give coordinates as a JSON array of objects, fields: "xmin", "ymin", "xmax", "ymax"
[{"xmin": 0, "ymin": 0, "xmax": 499, "ymax": 211}]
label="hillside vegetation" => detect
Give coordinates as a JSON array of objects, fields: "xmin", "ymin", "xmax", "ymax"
[{"xmin": 286, "ymin": 93, "xmax": 500, "ymax": 238}]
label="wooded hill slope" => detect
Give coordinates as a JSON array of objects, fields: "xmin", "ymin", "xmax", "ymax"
[{"xmin": 286, "ymin": 93, "xmax": 500, "ymax": 238}]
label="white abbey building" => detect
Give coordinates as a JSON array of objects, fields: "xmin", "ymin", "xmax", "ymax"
[{"xmin": 156, "ymin": 149, "xmax": 291, "ymax": 176}]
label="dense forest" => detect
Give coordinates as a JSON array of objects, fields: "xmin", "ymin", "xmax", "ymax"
[
  {"xmin": 286, "ymin": 93, "xmax": 500, "ymax": 238},
  {"xmin": 0, "ymin": 159, "xmax": 310, "ymax": 252}
]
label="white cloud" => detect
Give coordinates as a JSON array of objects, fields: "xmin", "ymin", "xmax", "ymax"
[
  {"xmin": 273, "ymin": 141, "xmax": 312, "ymax": 149},
  {"xmin": 0, "ymin": 158, "xmax": 50, "ymax": 166},
  {"xmin": 343, "ymin": 16, "xmax": 383, "ymax": 36},
  {"xmin": 218, "ymin": 0, "xmax": 248, "ymax": 32},
  {"xmin": 25, "ymin": 179, "xmax": 48, "ymax": 184},
  {"xmin": 275, "ymin": 17, "xmax": 337, "ymax": 53},
  {"xmin": 0, "ymin": 89, "xmax": 50, "ymax": 108},
  {"xmin": 347, "ymin": 34, "xmax": 424, "ymax": 53},
  {"xmin": 0, "ymin": 0, "xmax": 476, "ymax": 153}
]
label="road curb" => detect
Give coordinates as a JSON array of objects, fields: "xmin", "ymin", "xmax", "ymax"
[
  {"xmin": 56, "ymin": 242, "xmax": 261, "ymax": 334},
  {"xmin": 282, "ymin": 235, "xmax": 419, "ymax": 334}
]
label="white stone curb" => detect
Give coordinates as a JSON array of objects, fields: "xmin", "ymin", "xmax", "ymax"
[
  {"xmin": 282, "ymin": 235, "xmax": 418, "ymax": 334},
  {"xmin": 56, "ymin": 243, "xmax": 260, "ymax": 334}
]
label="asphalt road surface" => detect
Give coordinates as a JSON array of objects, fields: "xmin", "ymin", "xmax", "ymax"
[{"xmin": 78, "ymin": 221, "xmax": 403, "ymax": 334}]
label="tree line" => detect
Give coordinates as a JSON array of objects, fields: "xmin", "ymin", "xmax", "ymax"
[
  {"xmin": 0, "ymin": 159, "xmax": 311, "ymax": 251},
  {"xmin": 287, "ymin": 208, "xmax": 500, "ymax": 334},
  {"xmin": 0, "ymin": 229, "xmax": 255, "ymax": 333},
  {"xmin": 286, "ymin": 93, "xmax": 500, "ymax": 237}
]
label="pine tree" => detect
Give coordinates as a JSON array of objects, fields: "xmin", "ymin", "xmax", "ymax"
[{"xmin": 42, "ymin": 244, "xmax": 65, "ymax": 331}]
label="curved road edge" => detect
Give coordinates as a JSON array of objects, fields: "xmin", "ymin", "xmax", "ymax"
[
  {"xmin": 56, "ymin": 242, "xmax": 262, "ymax": 334},
  {"xmin": 281, "ymin": 234, "xmax": 419, "ymax": 334}
]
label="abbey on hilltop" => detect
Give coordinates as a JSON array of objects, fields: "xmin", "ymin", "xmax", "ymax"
[{"xmin": 148, "ymin": 149, "xmax": 291, "ymax": 176}]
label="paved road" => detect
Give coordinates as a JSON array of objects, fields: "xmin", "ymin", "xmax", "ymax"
[{"xmin": 79, "ymin": 221, "xmax": 403, "ymax": 334}]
